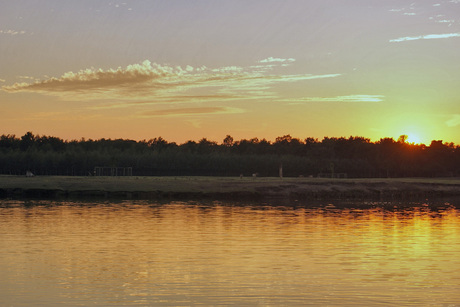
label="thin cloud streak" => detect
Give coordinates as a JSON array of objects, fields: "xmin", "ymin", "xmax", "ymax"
[
  {"xmin": 446, "ymin": 114, "xmax": 460, "ymax": 127},
  {"xmin": 259, "ymin": 57, "xmax": 296, "ymax": 63},
  {"xmin": 0, "ymin": 29, "xmax": 27, "ymax": 35},
  {"xmin": 390, "ymin": 33, "xmax": 460, "ymax": 42},
  {"xmin": 287, "ymin": 95, "xmax": 384, "ymax": 104},
  {"xmin": 141, "ymin": 106, "xmax": 244, "ymax": 117},
  {"xmin": 90, "ymin": 95, "xmax": 245, "ymax": 110},
  {"xmin": 276, "ymin": 74, "xmax": 342, "ymax": 82}
]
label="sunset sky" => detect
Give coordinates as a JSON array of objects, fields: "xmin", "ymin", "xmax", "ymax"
[{"xmin": 1, "ymin": 0, "xmax": 459, "ymax": 144}]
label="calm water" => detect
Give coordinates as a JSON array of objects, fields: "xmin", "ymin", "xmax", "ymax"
[{"xmin": 1, "ymin": 200, "xmax": 460, "ymax": 306}]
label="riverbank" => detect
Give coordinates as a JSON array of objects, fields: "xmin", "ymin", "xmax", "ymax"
[{"xmin": 1, "ymin": 175, "xmax": 460, "ymax": 201}]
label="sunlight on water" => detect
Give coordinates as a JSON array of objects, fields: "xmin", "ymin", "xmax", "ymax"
[{"xmin": 1, "ymin": 200, "xmax": 460, "ymax": 306}]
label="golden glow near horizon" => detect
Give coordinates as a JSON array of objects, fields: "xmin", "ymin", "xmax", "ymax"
[{"xmin": 1, "ymin": 1, "xmax": 459, "ymax": 144}]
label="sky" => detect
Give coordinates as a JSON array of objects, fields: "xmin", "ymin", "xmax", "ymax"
[{"xmin": 1, "ymin": 0, "xmax": 459, "ymax": 144}]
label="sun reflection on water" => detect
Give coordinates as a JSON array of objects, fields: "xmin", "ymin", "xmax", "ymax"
[{"xmin": 0, "ymin": 201, "xmax": 459, "ymax": 305}]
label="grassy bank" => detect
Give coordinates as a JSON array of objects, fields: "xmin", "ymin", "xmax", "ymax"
[{"xmin": 1, "ymin": 175, "xmax": 460, "ymax": 201}]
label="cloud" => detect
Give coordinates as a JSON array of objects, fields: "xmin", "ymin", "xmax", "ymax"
[
  {"xmin": 14, "ymin": 110, "xmax": 105, "ymax": 122},
  {"xmin": 446, "ymin": 114, "xmax": 460, "ymax": 127},
  {"xmin": 2, "ymin": 60, "xmax": 230, "ymax": 98},
  {"xmin": 141, "ymin": 106, "xmax": 244, "ymax": 117},
  {"xmin": 211, "ymin": 66, "xmax": 244, "ymax": 73},
  {"xmin": 2, "ymin": 59, "xmax": 341, "ymax": 103},
  {"xmin": 436, "ymin": 19, "xmax": 455, "ymax": 23},
  {"xmin": 109, "ymin": 2, "xmax": 132, "ymax": 10},
  {"xmin": 276, "ymin": 74, "xmax": 342, "ymax": 82},
  {"xmin": 287, "ymin": 95, "xmax": 384, "ymax": 103},
  {"xmin": 389, "ymin": 3, "xmax": 416, "ymax": 15},
  {"xmin": 23, "ymin": 111, "xmax": 67, "ymax": 120},
  {"xmin": 251, "ymin": 57, "xmax": 297, "ymax": 73},
  {"xmin": 390, "ymin": 32, "xmax": 460, "ymax": 42},
  {"xmin": 90, "ymin": 94, "xmax": 245, "ymax": 110},
  {"xmin": 0, "ymin": 79, "xmax": 5, "ymax": 83},
  {"xmin": 18, "ymin": 76, "xmax": 36, "ymax": 80},
  {"xmin": 259, "ymin": 57, "xmax": 296, "ymax": 63},
  {"xmin": 0, "ymin": 29, "xmax": 26, "ymax": 35}
]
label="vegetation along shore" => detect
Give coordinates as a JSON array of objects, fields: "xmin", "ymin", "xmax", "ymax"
[
  {"xmin": 1, "ymin": 132, "xmax": 460, "ymax": 178},
  {"xmin": 1, "ymin": 175, "xmax": 460, "ymax": 201},
  {"xmin": 2, "ymin": 132, "xmax": 460, "ymax": 201}
]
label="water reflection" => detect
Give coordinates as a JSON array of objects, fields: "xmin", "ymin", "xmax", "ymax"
[{"xmin": 1, "ymin": 200, "xmax": 459, "ymax": 306}]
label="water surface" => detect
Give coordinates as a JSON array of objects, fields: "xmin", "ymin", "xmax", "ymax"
[{"xmin": 1, "ymin": 200, "xmax": 460, "ymax": 306}]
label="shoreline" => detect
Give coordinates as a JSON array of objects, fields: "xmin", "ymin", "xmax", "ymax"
[{"xmin": 1, "ymin": 175, "xmax": 460, "ymax": 202}]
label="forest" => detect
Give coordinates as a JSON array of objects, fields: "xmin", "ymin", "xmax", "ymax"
[{"xmin": 0, "ymin": 132, "xmax": 459, "ymax": 178}]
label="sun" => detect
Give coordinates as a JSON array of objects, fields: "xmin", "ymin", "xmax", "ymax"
[{"xmin": 406, "ymin": 133, "xmax": 422, "ymax": 144}]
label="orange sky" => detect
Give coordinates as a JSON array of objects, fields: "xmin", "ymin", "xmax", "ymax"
[{"xmin": 1, "ymin": 1, "xmax": 460, "ymax": 144}]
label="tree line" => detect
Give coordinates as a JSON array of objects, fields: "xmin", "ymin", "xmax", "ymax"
[{"xmin": 0, "ymin": 132, "xmax": 459, "ymax": 178}]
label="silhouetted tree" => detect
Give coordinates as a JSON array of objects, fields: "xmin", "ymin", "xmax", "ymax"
[{"xmin": 222, "ymin": 135, "xmax": 234, "ymax": 147}]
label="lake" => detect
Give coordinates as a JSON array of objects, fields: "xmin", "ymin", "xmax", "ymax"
[{"xmin": 1, "ymin": 200, "xmax": 460, "ymax": 306}]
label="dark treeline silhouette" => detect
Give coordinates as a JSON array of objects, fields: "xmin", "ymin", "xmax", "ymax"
[{"xmin": 1, "ymin": 132, "xmax": 459, "ymax": 178}]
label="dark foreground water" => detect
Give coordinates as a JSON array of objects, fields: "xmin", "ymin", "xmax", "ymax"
[{"xmin": 1, "ymin": 200, "xmax": 460, "ymax": 306}]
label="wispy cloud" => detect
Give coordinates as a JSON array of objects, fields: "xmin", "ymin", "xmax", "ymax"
[
  {"xmin": 433, "ymin": 18, "xmax": 456, "ymax": 27},
  {"xmin": 259, "ymin": 57, "xmax": 296, "ymax": 64},
  {"xmin": 0, "ymin": 79, "xmax": 5, "ymax": 83},
  {"xmin": 249, "ymin": 57, "xmax": 297, "ymax": 73},
  {"xmin": 23, "ymin": 111, "xmax": 67, "ymax": 120},
  {"xmin": 389, "ymin": 2, "xmax": 417, "ymax": 15},
  {"xmin": 16, "ymin": 110, "xmax": 105, "ymax": 122},
  {"xmin": 2, "ymin": 59, "xmax": 341, "ymax": 104},
  {"xmin": 109, "ymin": 2, "xmax": 132, "ymax": 10},
  {"xmin": 287, "ymin": 95, "xmax": 384, "ymax": 104},
  {"xmin": 446, "ymin": 114, "xmax": 460, "ymax": 127},
  {"xmin": 18, "ymin": 76, "xmax": 36, "ymax": 80},
  {"xmin": 390, "ymin": 32, "xmax": 460, "ymax": 42},
  {"xmin": 90, "ymin": 95, "xmax": 244, "ymax": 110},
  {"xmin": 211, "ymin": 66, "xmax": 244, "ymax": 73},
  {"xmin": 141, "ymin": 106, "xmax": 244, "ymax": 117},
  {"xmin": 0, "ymin": 29, "xmax": 27, "ymax": 35},
  {"xmin": 276, "ymin": 74, "xmax": 341, "ymax": 82}
]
